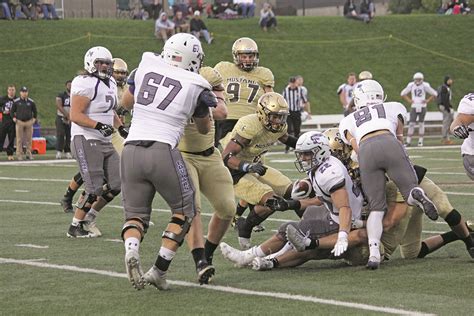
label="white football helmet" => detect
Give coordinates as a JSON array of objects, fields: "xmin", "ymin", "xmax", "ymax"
[
  {"xmin": 294, "ymin": 131, "xmax": 331, "ymax": 173},
  {"xmin": 413, "ymin": 72, "xmax": 424, "ymax": 81},
  {"xmin": 353, "ymin": 79, "xmax": 385, "ymax": 110},
  {"xmin": 162, "ymin": 33, "xmax": 204, "ymax": 73},
  {"xmin": 84, "ymin": 46, "xmax": 114, "ymax": 79}
]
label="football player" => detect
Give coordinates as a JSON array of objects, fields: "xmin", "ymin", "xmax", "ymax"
[
  {"xmin": 450, "ymin": 93, "xmax": 474, "ymax": 180},
  {"xmin": 337, "ymin": 72, "xmax": 357, "ymax": 117},
  {"xmin": 221, "ymin": 92, "xmax": 298, "ymax": 249},
  {"xmin": 66, "ymin": 46, "xmax": 126, "ymax": 238},
  {"xmin": 119, "ymin": 33, "xmax": 215, "ymax": 291},
  {"xmin": 178, "ymin": 66, "xmax": 235, "ymax": 284},
  {"xmin": 339, "ymin": 79, "xmax": 438, "ymax": 269},
  {"xmin": 400, "ymin": 72, "xmax": 438, "ymax": 147}
]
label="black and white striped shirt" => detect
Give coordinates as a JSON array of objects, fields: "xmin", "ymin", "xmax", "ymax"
[{"xmin": 282, "ymin": 86, "xmax": 307, "ymax": 112}]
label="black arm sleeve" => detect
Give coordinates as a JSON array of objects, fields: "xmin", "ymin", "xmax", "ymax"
[
  {"xmin": 281, "ymin": 135, "xmax": 298, "ymax": 148},
  {"xmin": 32, "ymin": 101, "xmax": 38, "ymax": 119},
  {"xmin": 192, "ymin": 89, "xmax": 216, "ymax": 118}
]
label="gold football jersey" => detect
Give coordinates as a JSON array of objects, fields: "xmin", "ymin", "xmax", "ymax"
[
  {"xmin": 116, "ymin": 84, "xmax": 128, "ymax": 107},
  {"xmin": 223, "ymin": 114, "xmax": 286, "ymax": 163},
  {"xmin": 178, "ymin": 67, "xmax": 222, "ymax": 153},
  {"xmin": 214, "ymin": 61, "xmax": 274, "ymax": 120}
]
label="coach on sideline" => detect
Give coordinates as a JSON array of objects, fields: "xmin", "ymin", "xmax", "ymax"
[{"xmin": 11, "ymin": 86, "xmax": 37, "ymax": 161}]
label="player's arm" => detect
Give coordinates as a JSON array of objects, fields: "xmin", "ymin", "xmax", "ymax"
[
  {"xmin": 222, "ymin": 133, "xmax": 267, "ymax": 175},
  {"xmin": 193, "ymin": 89, "xmax": 217, "ymax": 134},
  {"xmin": 278, "ymin": 133, "xmax": 298, "ymax": 148},
  {"xmin": 451, "ymin": 113, "xmax": 474, "ymax": 139},
  {"xmin": 396, "ymin": 116, "xmax": 405, "ymax": 143},
  {"xmin": 56, "ymin": 96, "xmax": 68, "ymax": 119},
  {"xmin": 122, "ymin": 68, "xmax": 136, "ymax": 110},
  {"xmin": 70, "ymin": 95, "xmax": 97, "ymax": 128},
  {"xmin": 400, "ymin": 85, "xmax": 412, "ymax": 104},
  {"xmin": 212, "ymin": 88, "xmax": 227, "ymax": 120},
  {"xmin": 425, "ymin": 84, "xmax": 438, "ymax": 104},
  {"xmin": 330, "ymin": 185, "xmax": 351, "ymax": 256},
  {"xmin": 339, "ymin": 90, "xmax": 347, "ymax": 108},
  {"xmin": 263, "ymin": 86, "xmax": 273, "ymax": 93},
  {"xmin": 344, "ymin": 130, "xmax": 359, "ymax": 153}
]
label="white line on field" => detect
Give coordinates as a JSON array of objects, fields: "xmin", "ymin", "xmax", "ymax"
[
  {"xmin": 427, "ymin": 172, "xmax": 467, "ymax": 175},
  {"xmin": 15, "ymin": 244, "xmax": 49, "ymax": 249},
  {"xmin": 0, "ymin": 159, "xmax": 76, "ymax": 165},
  {"xmin": 0, "ymin": 176, "xmax": 70, "ymax": 182},
  {"xmin": 105, "ymin": 239, "xmax": 123, "ymax": 243},
  {"xmin": 14, "ymin": 189, "xmax": 30, "ymax": 193},
  {"xmin": 0, "ymin": 257, "xmax": 435, "ymax": 316}
]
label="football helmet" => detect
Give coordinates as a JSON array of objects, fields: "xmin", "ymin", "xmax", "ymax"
[
  {"xmin": 162, "ymin": 33, "xmax": 204, "ymax": 73},
  {"xmin": 353, "ymin": 79, "xmax": 385, "ymax": 110},
  {"xmin": 112, "ymin": 58, "xmax": 129, "ymax": 86},
  {"xmin": 358, "ymin": 71, "xmax": 373, "ymax": 81},
  {"xmin": 84, "ymin": 46, "xmax": 114, "ymax": 79},
  {"xmin": 323, "ymin": 128, "xmax": 352, "ymax": 164},
  {"xmin": 413, "ymin": 72, "xmax": 424, "ymax": 81},
  {"xmin": 257, "ymin": 92, "xmax": 289, "ymax": 133},
  {"xmin": 232, "ymin": 37, "xmax": 259, "ymax": 72},
  {"xmin": 294, "ymin": 131, "xmax": 331, "ymax": 173}
]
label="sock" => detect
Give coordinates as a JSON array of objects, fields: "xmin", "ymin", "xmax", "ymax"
[
  {"xmin": 462, "ymin": 235, "xmax": 474, "ymax": 249},
  {"xmin": 367, "ymin": 211, "xmax": 385, "ymax": 260},
  {"xmin": 64, "ymin": 187, "xmax": 76, "ymax": 199},
  {"xmin": 271, "ymin": 257, "xmax": 279, "ymax": 268},
  {"xmin": 84, "ymin": 208, "xmax": 98, "ymax": 222},
  {"xmin": 252, "ymin": 246, "xmax": 266, "ymax": 257},
  {"xmin": 441, "ymin": 231, "xmax": 458, "ymax": 244},
  {"xmin": 236, "ymin": 203, "xmax": 247, "ymax": 217},
  {"xmin": 239, "ymin": 209, "xmax": 265, "ymax": 238},
  {"xmin": 71, "ymin": 217, "xmax": 81, "ymax": 226},
  {"xmin": 155, "ymin": 247, "xmax": 176, "ymax": 272},
  {"xmin": 191, "ymin": 247, "xmax": 205, "ymax": 266},
  {"xmin": 417, "ymin": 242, "xmax": 430, "ymax": 258},
  {"xmin": 124, "ymin": 237, "xmax": 140, "ymax": 254},
  {"xmin": 204, "ymin": 240, "xmax": 218, "ymax": 264},
  {"xmin": 307, "ymin": 238, "xmax": 319, "ymax": 250}
]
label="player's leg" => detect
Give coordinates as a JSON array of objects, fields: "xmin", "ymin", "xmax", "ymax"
[
  {"xmin": 15, "ymin": 120, "xmax": 24, "ymax": 160},
  {"xmin": 55, "ymin": 116, "xmax": 65, "ymax": 159},
  {"xmin": 417, "ymin": 109, "xmax": 427, "ymax": 147},
  {"xmin": 406, "ymin": 108, "xmax": 417, "ymax": 146},
  {"xmin": 285, "ymin": 114, "xmax": 295, "ymax": 153},
  {"xmin": 111, "ymin": 131, "xmax": 124, "ymax": 155},
  {"xmin": 6, "ymin": 122, "xmax": 15, "ymax": 160},
  {"xmin": 398, "ymin": 207, "xmax": 423, "ymax": 259},
  {"xmin": 259, "ymin": 166, "xmax": 297, "ymax": 215},
  {"xmin": 67, "ymin": 136, "xmax": 105, "ymax": 238},
  {"xmin": 60, "ymin": 172, "xmax": 83, "ymax": 213},
  {"xmin": 462, "ymin": 154, "xmax": 474, "ymax": 181}
]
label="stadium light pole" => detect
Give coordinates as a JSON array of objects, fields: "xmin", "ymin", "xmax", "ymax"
[
  {"xmin": 91, "ymin": 0, "xmax": 94, "ymax": 18},
  {"xmin": 302, "ymin": 0, "xmax": 306, "ymax": 16}
]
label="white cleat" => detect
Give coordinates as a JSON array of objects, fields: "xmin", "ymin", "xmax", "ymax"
[
  {"xmin": 220, "ymin": 242, "xmax": 255, "ymax": 267},
  {"xmin": 83, "ymin": 221, "xmax": 102, "ymax": 237},
  {"xmin": 409, "ymin": 188, "xmax": 439, "ymax": 221},
  {"xmin": 125, "ymin": 250, "xmax": 145, "ymax": 290},
  {"xmin": 285, "ymin": 225, "xmax": 307, "ymax": 252},
  {"xmin": 143, "ymin": 266, "xmax": 169, "ymax": 290},
  {"xmin": 238, "ymin": 237, "xmax": 251, "ymax": 250},
  {"xmin": 251, "ymin": 257, "xmax": 274, "ymax": 271}
]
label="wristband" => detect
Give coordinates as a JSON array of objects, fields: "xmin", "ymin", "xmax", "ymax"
[
  {"xmin": 238, "ymin": 161, "xmax": 249, "ymax": 172},
  {"xmin": 338, "ymin": 231, "xmax": 348, "ymax": 239}
]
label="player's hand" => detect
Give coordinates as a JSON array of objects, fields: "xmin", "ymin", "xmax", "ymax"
[
  {"xmin": 291, "ymin": 180, "xmax": 308, "ymax": 200},
  {"xmin": 246, "ymin": 162, "xmax": 267, "ymax": 176},
  {"xmin": 95, "ymin": 122, "xmax": 114, "ymax": 137},
  {"xmin": 118, "ymin": 125, "xmax": 129, "ymax": 139},
  {"xmin": 331, "ymin": 231, "xmax": 348, "ymax": 257},
  {"xmin": 452, "ymin": 125, "xmax": 470, "ymax": 139},
  {"xmin": 265, "ymin": 195, "xmax": 300, "ymax": 212}
]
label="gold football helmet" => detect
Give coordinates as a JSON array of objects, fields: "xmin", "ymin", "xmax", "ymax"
[
  {"xmin": 257, "ymin": 92, "xmax": 289, "ymax": 133},
  {"xmin": 358, "ymin": 70, "xmax": 373, "ymax": 81},
  {"xmin": 323, "ymin": 128, "xmax": 352, "ymax": 164},
  {"xmin": 232, "ymin": 37, "xmax": 259, "ymax": 72},
  {"xmin": 112, "ymin": 58, "xmax": 129, "ymax": 86}
]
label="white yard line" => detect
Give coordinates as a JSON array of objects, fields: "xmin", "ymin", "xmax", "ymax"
[
  {"xmin": 105, "ymin": 239, "xmax": 123, "ymax": 243},
  {"xmin": 0, "ymin": 176, "xmax": 70, "ymax": 182},
  {"xmin": 14, "ymin": 189, "xmax": 30, "ymax": 193},
  {"xmin": 427, "ymin": 172, "xmax": 467, "ymax": 175},
  {"xmin": 0, "ymin": 257, "xmax": 434, "ymax": 316},
  {"xmin": 0, "ymin": 159, "xmax": 76, "ymax": 166},
  {"xmin": 15, "ymin": 244, "xmax": 49, "ymax": 249}
]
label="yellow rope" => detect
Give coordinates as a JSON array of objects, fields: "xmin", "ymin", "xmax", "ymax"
[{"xmin": 0, "ymin": 35, "xmax": 90, "ymax": 53}]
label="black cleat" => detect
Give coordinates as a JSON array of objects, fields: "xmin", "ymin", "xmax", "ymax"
[
  {"xmin": 67, "ymin": 223, "xmax": 93, "ymax": 238},
  {"xmin": 366, "ymin": 257, "xmax": 380, "ymax": 270},
  {"xmin": 468, "ymin": 247, "xmax": 474, "ymax": 259},
  {"xmin": 60, "ymin": 197, "xmax": 74, "ymax": 213},
  {"xmin": 196, "ymin": 260, "xmax": 215, "ymax": 285},
  {"xmin": 410, "ymin": 188, "xmax": 439, "ymax": 221}
]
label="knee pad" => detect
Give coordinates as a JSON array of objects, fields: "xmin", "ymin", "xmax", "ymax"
[
  {"xmin": 101, "ymin": 184, "xmax": 121, "ymax": 203},
  {"xmin": 444, "ymin": 209, "xmax": 461, "ymax": 227},
  {"xmin": 121, "ymin": 218, "xmax": 146, "ymax": 242},
  {"xmin": 162, "ymin": 216, "xmax": 193, "ymax": 246},
  {"xmin": 76, "ymin": 192, "xmax": 96, "ymax": 213},
  {"xmin": 73, "ymin": 172, "xmax": 84, "ymax": 186}
]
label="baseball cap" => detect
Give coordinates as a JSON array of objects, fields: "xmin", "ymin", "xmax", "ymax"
[{"xmin": 20, "ymin": 86, "xmax": 28, "ymax": 92}]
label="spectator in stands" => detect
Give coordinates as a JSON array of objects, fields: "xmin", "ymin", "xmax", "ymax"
[
  {"xmin": 41, "ymin": 0, "xmax": 58, "ymax": 19},
  {"xmin": 437, "ymin": 75, "xmax": 455, "ymax": 145},
  {"xmin": 447, "ymin": 0, "xmax": 471, "ymax": 14},
  {"xmin": 1, "ymin": 0, "xmax": 13, "ymax": 20},
  {"xmin": 360, "ymin": 0, "xmax": 375, "ymax": 20},
  {"xmin": 187, "ymin": 0, "xmax": 203, "ymax": 15},
  {"xmin": 337, "ymin": 72, "xmax": 357, "ymax": 116},
  {"xmin": 55, "ymin": 80, "xmax": 72, "ymax": 159},
  {"xmin": 11, "ymin": 86, "xmax": 37, "ymax": 160},
  {"xmin": 259, "ymin": 2, "xmax": 277, "ymax": 31},
  {"xmin": 0, "ymin": 85, "xmax": 17, "ymax": 160},
  {"xmin": 142, "ymin": 0, "xmax": 162, "ymax": 20},
  {"xmin": 155, "ymin": 12, "xmax": 175, "ymax": 41},
  {"xmin": 343, "ymin": 0, "xmax": 369, "ymax": 23},
  {"xmin": 190, "ymin": 10, "xmax": 213, "ymax": 44},
  {"xmin": 235, "ymin": 0, "xmax": 255, "ymax": 17},
  {"xmin": 173, "ymin": 10, "xmax": 190, "ymax": 33},
  {"xmin": 295, "ymin": 75, "xmax": 311, "ymax": 120},
  {"xmin": 282, "ymin": 76, "xmax": 308, "ymax": 154},
  {"xmin": 20, "ymin": 0, "xmax": 38, "ymax": 20}
]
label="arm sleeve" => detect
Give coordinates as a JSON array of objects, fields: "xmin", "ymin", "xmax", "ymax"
[
  {"xmin": 32, "ymin": 101, "xmax": 37, "ymax": 118},
  {"xmin": 192, "ymin": 89, "xmax": 215, "ymax": 118}
]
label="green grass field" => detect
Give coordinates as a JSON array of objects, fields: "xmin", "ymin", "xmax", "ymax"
[
  {"xmin": 0, "ymin": 144, "xmax": 473, "ymax": 315},
  {"xmin": 1, "ymin": 15, "xmax": 473, "ymax": 127}
]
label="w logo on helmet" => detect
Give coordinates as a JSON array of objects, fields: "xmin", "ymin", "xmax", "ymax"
[{"xmin": 310, "ymin": 134, "xmax": 322, "ymax": 144}]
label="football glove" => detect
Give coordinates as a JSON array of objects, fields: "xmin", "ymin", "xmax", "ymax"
[
  {"xmin": 452, "ymin": 125, "xmax": 470, "ymax": 139},
  {"xmin": 241, "ymin": 162, "xmax": 267, "ymax": 176},
  {"xmin": 265, "ymin": 195, "xmax": 301, "ymax": 212},
  {"xmin": 331, "ymin": 231, "xmax": 348, "ymax": 257},
  {"xmin": 118, "ymin": 125, "xmax": 129, "ymax": 139},
  {"xmin": 95, "ymin": 122, "xmax": 114, "ymax": 137}
]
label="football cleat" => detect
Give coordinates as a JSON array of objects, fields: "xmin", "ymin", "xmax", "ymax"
[
  {"xmin": 366, "ymin": 256, "xmax": 380, "ymax": 270},
  {"xmin": 143, "ymin": 266, "xmax": 169, "ymax": 291},
  {"xmin": 252, "ymin": 224, "xmax": 265, "ymax": 233},
  {"xmin": 251, "ymin": 257, "xmax": 274, "ymax": 271},
  {"xmin": 196, "ymin": 260, "xmax": 215, "ymax": 285},
  {"xmin": 65, "ymin": 152, "xmax": 73, "ymax": 159},
  {"xmin": 285, "ymin": 225, "xmax": 308, "ymax": 252},
  {"xmin": 60, "ymin": 197, "xmax": 74, "ymax": 213},
  {"xmin": 238, "ymin": 237, "xmax": 251, "ymax": 250},
  {"xmin": 220, "ymin": 242, "xmax": 255, "ymax": 267},
  {"xmin": 83, "ymin": 221, "xmax": 102, "ymax": 237},
  {"xmin": 417, "ymin": 141, "xmax": 423, "ymax": 147},
  {"xmin": 409, "ymin": 188, "xmax": 438, "ymax": 221},
  {"xmin": 125, "ymin": 250, "xmax": 145, "ymax": 290},
  {"xmin": 67, "ymin": 223, "xmax": 94, "ymax": 238}
]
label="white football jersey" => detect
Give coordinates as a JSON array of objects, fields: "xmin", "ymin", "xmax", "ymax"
[
  {"xmin": 339, "ymin": 102, "xmax": 407, "ymax": 146},
  {"xmin": 70, "ymin": 75, "xmax": 118, "ymax": 142},
  {"xmin": 126, "ymin": 52, "xmax": 211, "ymax": 147},
  {"xmin": 307, "ymin": 156, "xmax": 363, "ymax": 224},
  {"xmin": 457, "ymin": 93, "xmax": 474, "ymax": 155},
  {"xmin": 400, "ymin": 82, "xmax": 437, "ymax": 107},
  {"xmin": 337, "ymin": 83, "xmax": 355, "ymax": 105}
]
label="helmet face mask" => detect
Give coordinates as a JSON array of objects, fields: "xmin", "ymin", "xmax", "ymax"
[
  {"xmin": 353, "ymin": 79, "xmax": 385, "ymax": 110},
  {"xmin": 84, "ymin": 46, "xmax": 114, "ymax": 79},
  {"xmin": 232, "ymin": 37, "xmax": 259, "ymax": 71},
  {"xmin": 257, "ymin": 92, "xmax": 289, "ymax": 133},
  {"xmin": 294, "ymin": 132, "xmax": 331, "ymax": 173},
  {"xmin": 323, "ymin": 128, "xmax": 352, "ymax": 164},
  {"xmin": 162, "ymin": 33, "xmax": 204, "ymax": 73}
]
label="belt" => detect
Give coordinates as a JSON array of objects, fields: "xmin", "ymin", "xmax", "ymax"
[
  {"xmin": 360, "ymin": 129, "xmax": 390, "ymax": 142},
  {"xmin": 181, "ymin": 146, "xmax": 215, "ymax": 157},
  {"xmin": 126, "ymin": 140, "xmax": 156, "ymax": 148}
]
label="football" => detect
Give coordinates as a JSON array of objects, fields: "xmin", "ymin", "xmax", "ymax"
[{"xmin": 291, "ymin": 178, "xmax": 315, "ymax": 200}]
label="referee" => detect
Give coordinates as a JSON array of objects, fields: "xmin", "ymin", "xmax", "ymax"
[{"xmin": 282, "ymin": 77, "xmax": 308, "ymax": 153}]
